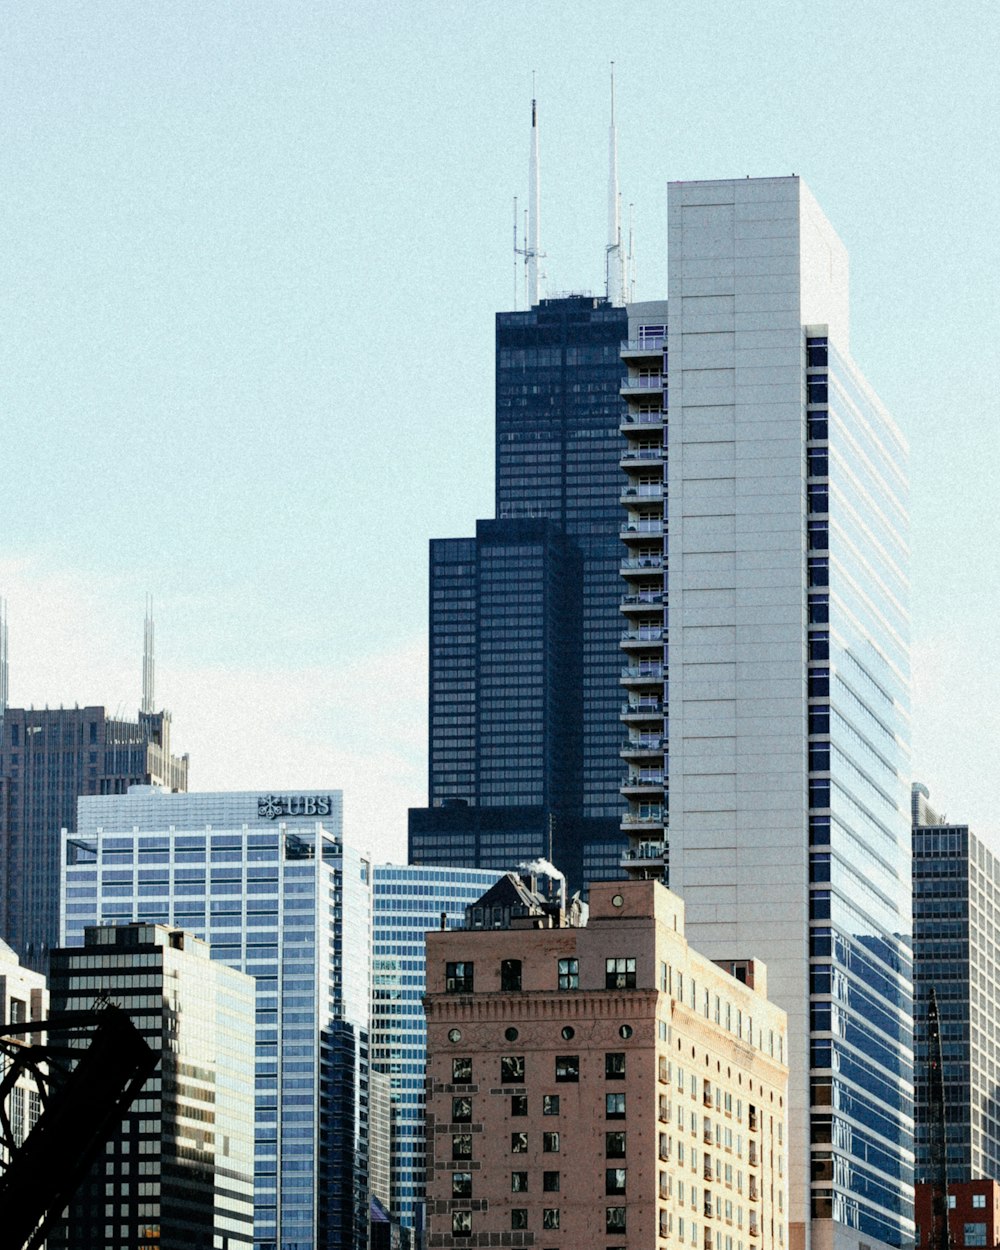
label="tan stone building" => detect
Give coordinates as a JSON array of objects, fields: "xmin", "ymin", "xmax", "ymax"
[{"xmin": 424, "ymin": 875, "xmax": 788, "ymax": 1249}]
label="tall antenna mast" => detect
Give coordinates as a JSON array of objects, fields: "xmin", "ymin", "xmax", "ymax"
[
  {"xmin": 606, "ymin": 63, "xmax": 625, "ymax": 307},
  {"xmin": 142, "ymin": 595, "xmax": 155, "ymax": 715},
  {"xmin": 527, "ymin": 74, "xmax": 541, "ymax": 307},
  {"xmin": 0, "ymin": 598, "xmax": 8, "ymax": 722},
  {"xmin": 627, "ymin": 200, "xmax": 636, "ymax": 302}
]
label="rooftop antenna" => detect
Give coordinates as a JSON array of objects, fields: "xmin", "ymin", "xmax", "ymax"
[
  {"xmin": 0, "ymin": 597, "xmax": 8, "ymax": 721},
  {"xmin": 627, "ymin": 200, "xmax": 636, "ymax": 302},
  {"xmin": 513, "ymin": 78, "xmax": 544, "ymax": 308},
  {"xmin": 527, "ymin": 74, "xmax": 541, "ymax": 307},
  {"xmin": 141, "ymin": 595, "xmax": 155, "ymax": 714},
  {"xmin": 605, "ymin": 63, "xmax": 626, "ymax": 307}
]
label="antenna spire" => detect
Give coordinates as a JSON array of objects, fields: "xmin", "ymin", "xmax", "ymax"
[
  {"xmin": 142, "ymin": 595, "xmax": 155, "ymax": 714},
  {"xmin": 606, "ymin": 62, "xmax": 626, "ymax": 306},
  {"xmin": 0, "ymin": 598, "xmax": 8, "ymax": 721},
  {"xmin": 527, "ymin": 75, "xmax": 541, "ymax": 307}
]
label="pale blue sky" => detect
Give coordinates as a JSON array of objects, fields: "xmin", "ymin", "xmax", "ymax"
[{"xmin": 2, "ymin": 1, "xmax": 997, "ymax": 859}]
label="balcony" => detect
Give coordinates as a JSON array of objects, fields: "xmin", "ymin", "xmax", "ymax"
[
  {"xmin": 621, "ymin": 736, "xmax": 665, "ymax": 759},
  {"xmin": 620, "ymin": 520, "xmax": 664, "ymax": 544},
  {"xmin": 620, "ymin": 592, "xmax": 664, "ymax": 617},
  {"xmin": 620, "ymin": 409, "xmax": 665, "ymax": 432},
  {"xmin": 620, "ymin": 555, "xmax": 664, "ymax": 578},
  {"xmin": 620, "ymin": 446, "xmax": 665, "ymax": 467},
  {"xmin": 620, "ymin": 373, "xmax": 665, "ymax": 398},
  {"xmin": 749, "ymin": 1178, "xmax": 759, "ymax": 1202},
  {"xmin": 621, "ymin": 336, "xmax": 666, "ymax": 358},
  {"xmin": 621, "ymin": 811, "xmax": 665, "ymax": 833},
  {"xmin": 621, "ymin": 627, "xmax": 666, "ymax": 650},
  {"xmin": 620, "ymin": 701, "xmax": 664, "ymax": 723},
  {"xmin": 621, "ymin": 839, "xmax": 669, "ymax": 874},
  {"xmin": 620, "ymin": 666, "xmax": 664, "ymax": 689},
  {"xmin": 748, "ymin": 1141, "xmax": 759, "ymax": 1167},
  {"xmin": 621, "ymin": 773, "xmax": 665, "ymax": 796},
  {"xmin": 621, "ymin": 484, "xmax": 664, "ymax": 507}
]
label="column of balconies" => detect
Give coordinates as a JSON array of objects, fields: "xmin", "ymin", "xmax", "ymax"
[{"xmin": 619, "ymin": 330, "xmax": 669, "ymax": 879}]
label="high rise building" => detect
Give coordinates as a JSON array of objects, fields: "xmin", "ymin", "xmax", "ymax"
[
  {"xmin": 912, "ymin": 785, "xmax": 1000, "ymax": 1183},
  {"xmin": 49, "ymin": 922, "xmax": 255, "ymax": 1249},
  {"xmin": 642, "ymin": 177, "xmax": 913, "ymax": 1250},
  {"xmin": 371, "ymin": 863, "xmax": 500, "ymax": 1243},
  {"xmin": 59, "ymin": 787, "xmax": 373, "ymax": 1250},
  {"xmin": 408, "ymin": 293, "xmax": 629, "ymax": 892},
  {"xmin": 914, "ymin": 1180, "xmax": 1000, "ymax": 1250},
  {"xmin": 0, "ymin": 705, "xmax": 188, "ymax": 969},
  {"xmin": 423, "ymin": 875, "xmax": 789, "ymax": 1247}
]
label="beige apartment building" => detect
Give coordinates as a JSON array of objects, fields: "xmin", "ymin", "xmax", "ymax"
[{"xmin": 424, "ymin": 875, "xmax": 788, "ymax": 1249}]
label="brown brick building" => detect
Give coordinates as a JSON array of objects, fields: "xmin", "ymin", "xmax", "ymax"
[
  {"xmin": 424, "ymin": 875, "xmax": 788, "ymax": 1248},
  {"xmin": 916, "ymin": 1180, "xmax": 1000, "ymax": 1250}
]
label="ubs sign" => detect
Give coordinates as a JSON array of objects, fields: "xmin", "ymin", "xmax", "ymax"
[{"xmin": 257, "ymin": 794, "xmax": 333, "ymax": 820}]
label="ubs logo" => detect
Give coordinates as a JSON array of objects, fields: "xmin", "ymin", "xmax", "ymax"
[{"xmin": 257, "ymin": 794, "xmax": 333, "ymax": 820}]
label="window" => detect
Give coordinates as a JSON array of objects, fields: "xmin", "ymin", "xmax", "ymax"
[
  {"xmin": 607, "ymin": 1207, "xmax": 627, "ymax": 1233},
  {"xmin": 808, "ymin": 522, "xmax": 829, "ymax": 551},
  {"xmin": 809, "ymin": 631, "xmax": 830, "ymax": 661},
  {"xmin": 511, "ymin": 1171, "xmax": 528, "ymax": 1192},
  {"xmin": 809, "ymin": 668, "xmax": 830, "ymax": 697},
  {"xmin": 807, "ymin": 338, "xmax": 828, "ymax": 368},
  {"xmin": 501, "ymin": 1055, "xmax": 525, "ymax": 1084},
  {"xmin": 948, "ymin": 1197, "xmax": 957, "ymax": 1210},
  {"xmin": 965, "ymin": 1225, "xmax": 987, "ymax": 1247},
  {"xmin": 807, "ymin": 485, "xmax": 828, "ymax": 514},
  {"xmin": 446, "ymin": 961, "xmax": 474, "ymax": 993},
  {"xmin": 543, "ymin": 1094, "xmax": 560, "ymax": 1115},
  {"xmin": 808, "ymin": 593, "xmax": 829, "ymax": 624},
  {"xmin": 543, "ymin": 1171, "xmax": 560, "ymax": 1192},
  {"xmin": 511, "ymin": 1094, "xmax": 527, "ymax": 1116},
  {"xmin": 605, "ymin": 1052, "xmax": 626, "ymax": 1079},
  {"xmin": 808, "ymin": 557, "xmax": 829, "ymax": 587},
  {"xmin": 452, "ymin": 1212, "xmax": 471, "ymax": 1234},
  {"xmin": 807, "ymin": 449, "xmax": 829, "ymax": 477},
  {"xmin": 501, "ymin": 959, "xmax": 522, "ymax": 991},
  {"xmin": 555, "ymin": 1055, "xmax": 579, "ymax": 1082},
  {"xmin": 511, "ymin": 1209, "xmax": 528, "ymax": 1230},
  {"xmin": 511, "ymin": 1132, "xmax": 528, "ymax": 1153},
  {"xmin": 606, "ymin": 1167, "xmax": 627, "ymax": 1195},
  {"xmin": 452, "ymin": 1134, "xmax": 472, "ymax": 1160},
  {"xmin": 543, "ymin": 1132, "xmax": 560, "ymax": 1152},
  {"xmin": 607, "ymin": 1131, "xmax": 626, "ymax": 1157},
  {"xmin": 606, "ymin": 1093, "xmax": 626, "ymax": 1119},
  {"xmin": 807, "ymin": 379, "xmax": 828, "ymax": 405},
  {"xmin": 543, "ymin": 1209, "xmax": 560, "ymax": 1230},
  {"xmin": 452, "ymin": 1057, "xmax": 472, "ymax": 1083},
  {"xmin": 452, "ymin": 1172, "xmax": 471, "ymax": 1198},
  {"xmin": 452, "ymin": 1096, "xmax": 472, "ymax": 1122},
  {"xmin": 606, "ymin": 957, "xmax": 637, "ymax": 989},
  {"xmin": 558, "ymin": 957, "xmax": 579, "ymax": 989},
  {"xmin": 973, "ymin": 1195, "xmax": 987, "ymax": 1209}
]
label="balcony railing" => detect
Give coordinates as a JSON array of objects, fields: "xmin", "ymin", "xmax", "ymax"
[
  {"xmin": 620, "ymin": 520, "xmax": 664, "ymax": 536},
  {"xmin": 621, "ymin": 737, "xmax": 665, "ymax": 754},
  {"xmin": 622, "ymin": 336, "xmax": 666, "ymax": 353},
  {"xmin": 621, "ymin": 702, "xmax": 664, "ymax": 718},
  {"xmin": 620, "ymin": 556, "xmax": 663, "ymax": 571},
  {"xmin": 620, "ymin": 447, "xmax": 665, "ymax": 463},
  {"xmin": 622, "ymin": 839, "xmax": 668, "ymax": 860},
  {"xmin": 620, "ymin": 410, "xmax": 665, "ymax": 426},
  {"xmin": 621, "ymin": 627, "xmax": 666, "ymax": 643},
  {"xmin": 621, "ymin": 374, "xmax": 665, "ymax": 390},
  {"xmin": 621, "ymin": 665, "xmax": 664, "ymax": 681}
]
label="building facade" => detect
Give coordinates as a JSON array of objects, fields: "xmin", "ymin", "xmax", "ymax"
[
  {"xmin": 60, "ymin": 787, "xmax": 372, "ymax": 1250},
  {"xmin": 912, "ymin": 787, "xmax": 1000, "ymax": 1182},
  {"xmin": 654, "ymin": 177, "xmax": 913, "ymax": 1250},
  {"xmin": 424, "ymin": 876, "xmax": 788, "ymax": 1249},
  {"xmin": 372, "ymin": 863, "xmax": 500, "ymax": 1242},
  {"xmin": 49, "ymin": 922, "xmax": 255, "ymax": 1250},
  {"xmin": 915, "ymin": 1180, "xmax": 1000, "ymax": 1250},
  {"xmin": 409, "ymin": 295, "xmax": 629, "ymax": 892},
  {"xmin": 0, "ymin": 705, "xmax": 188, "ymax": 969}
]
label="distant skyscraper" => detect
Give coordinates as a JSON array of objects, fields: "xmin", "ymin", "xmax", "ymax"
[
  {"xmin": 409, "ymin": 294, "xmax": 628, "ymax": 892},
  {"xmin": 49, "ymin": 922, "xmax": 255, "ymax": 1250},
  {"xmin": 60, "ymin": 787, "xmax": 373, "ymax": 1250},
  {"xmin": 0, "ymin": 705, "xmax": 188, "ymax": 969},
  {"xmin": 371, "ymin": 863, "xmax": 500, "ymax": 1241},
  {"xmin": 912, "ymin": 784, "xmax": 1000, "ymax": 1183},
  {"xmin": 649, "ymin": 176, "xmax": 913, "ymax": 1250}
]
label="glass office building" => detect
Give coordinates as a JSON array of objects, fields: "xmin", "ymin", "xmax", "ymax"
[
  {"xmin": 60, "ymin": 787, "xmax": 372, "ymax": 1250},
  {"xmin": 409, "ymin": 296, "xmax": 628, "ymax": 892},
  {"xmin": 912, "ymin": 786, "xmax": 1000, "ymax": 1183},
  {"xmin": 371, "ymin": 863, "xmax": 499, "ymax": 1242},
  {"xmin": 49, "ymin": 922, "xmax": 255, "ymax": 1249}
]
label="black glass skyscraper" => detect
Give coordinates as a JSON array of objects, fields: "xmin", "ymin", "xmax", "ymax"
[{"xmin": 409, "ymin": 295, "xmax": 627, "ymax": 892}]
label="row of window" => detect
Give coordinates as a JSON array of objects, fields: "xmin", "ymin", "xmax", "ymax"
[
  {"xmin": 450, "ymin": 1207, "xmax": 627, "ymax": 1235},
  {"xmin": 445, "ymin": 956, "xmax": 635, "ymax": 993}
]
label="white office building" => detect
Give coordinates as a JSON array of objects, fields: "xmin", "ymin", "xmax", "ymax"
[{"xmin": 620, "ymin": 177, "xmax": 912, "ymax": 1250}]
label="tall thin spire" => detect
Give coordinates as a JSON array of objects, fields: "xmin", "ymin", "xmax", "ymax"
[
  {"xmin": 0, "ymin": 598, "xmax": 8, "ymax": 720},
  {"xmin": 606, "ymin": 63, "xmax": 626, "ymax": 307},
  {"xmin": 142, "ymin": 595, "xmax": 155, "ymax": 715},
  {"xmin": 527, "ymin": 75, "xmax": 541, "ymax": 308}
]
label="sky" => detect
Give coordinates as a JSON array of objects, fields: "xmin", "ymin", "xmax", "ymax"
[{"xmin": 1, "ymin": 1, "xmax": 998, "ymax": 862}]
